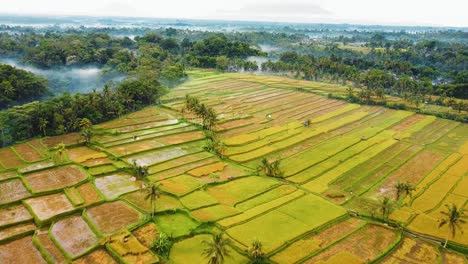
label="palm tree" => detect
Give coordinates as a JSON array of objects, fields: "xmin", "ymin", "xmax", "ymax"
[
  {"xmin": 248, "ymin": 239, "xmax": 264, "ymax": 262},
  {"xmin": 379, "ymin": 197, "xmax": 392, "ymax": 219},
  {"xmin": 202, "ymin": 233, "xmax": 231, "ymax": 264},
  {"xmin": 394, "ymin": 181, "xmax": 406, "ymax": 200},
  {"xmin": 402, "ymin": 182, "xmax": 416, "ymax": 198},
  {"xmin": 56, "ymin": 143, "xmax": 67, "ymax": 163},
  {"xmin": 39, "ymin": 118, "xmax": 48, "ymax": 136},
  {"xmin": 439, "ymin": 204, "xmax": 467, "ymax": 248},
  {"xmin": 145, "ymin": 184, "xmax": 161, "ymax": 218}
]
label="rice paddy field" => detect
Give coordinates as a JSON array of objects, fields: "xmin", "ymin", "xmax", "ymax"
[{"xmin": 0, "ymin": 70, "xmax": 466, "ymax": 263}]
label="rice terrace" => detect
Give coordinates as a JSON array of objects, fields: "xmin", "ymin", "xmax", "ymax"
[{"xmin": 0, "ymin": 69, "xmax": 466, "ymax": 263}]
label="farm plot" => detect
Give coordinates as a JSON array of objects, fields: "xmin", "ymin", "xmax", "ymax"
[
  {"xmin": 154, "ymin": 212, "xmax": 200, "ymax": 238},
  {"xmin": 106, "ymin": 230, "xmax": 159, "ymax": 264},
  {"xmin": 0, "ymin": 178, "xmax": 31, "ymax": 204},
  {"xmin": 0, "ymin": 222, "xmax": 36, "ymax": 242},
  {"xmin": 74, "ymin": 249, "xmax": 118, "ymax": 264},
  {"xmin": 169, "ymin": 234, "xmax": 249, "ymax": 264},
  {"xmin": 35, "ymin": 229, "xmax": 68, "ymax": 263},
  {"xmin": 23, "ymin": 165, "xmax": 88, "ymax": 193},
  {"xmin": 303, "ymin": 224, "xmax": 399, "ymax": 264},
  {"xmin": 126, "ymin": 141, "xmax": 205, "ymax": 167},
  {"xmin": 51, "ymin": 215, "xmax": 99, "ymax": 258},
  {"xmin": 108, "ymin": 130, "xmax": 204, "ymax": 156},
  {"xmin": 0, "ymin": 236, "xmax": 47, "ymax": 264},
  {"xmin": 158, "ymin": 174, "xmax": 204, "ymax": 196},
  {"xmin": 226, "ymin": 194, "xmax": 346, "ymax": 253},
  {"xmin": 66, "ymin": 146, "xmax": 107, "ymax": 163},
  {"xmin": 363, "ymin": 149, "xmax": 447, "ymax": 199},
  {"xmin": 76, "ymin": 182, "xmax": 103, "ymax": 206},
  {"xmin": 191, "ymin": 204, "xmax": 241, "ymax": 222},
  {"xmin": 132, "ymin": 222, "xmax": 159, "ymax": 248},
  {"xmin": 344, "ymin": 144, "xmax": 423, "ymax": 196},
  {"xmin": 122, "ymin": 189, "xmax": 183, "ymax": 213},
  {"xmin": 180, "ymin": 190, "xmax": 219, "ymax": 210},
  {"xmin": 410, "ymin": 155, "xmax": 468, "ymax": 213},
  {"xmin": 0, "ymin": 148, "xmax": 24, "ymax": 168},
  {"xmin": 206, "ymin": 176, "xmax": 279, "ymax": 206},
  {"xmin": 94, "ymin": 173, "xmax": 141, "ymax": 200},
  {"xmin": 12, "ymin": 142, "xmax": 44, "ymax": 163},
  {"xmin": 381, "ymin": 237, "xmax": 441, "ymax": 264},
  {"xmin": 0, "ymin": 204, "xmax": 33, "ymax": 227},
  {"xmin": 24, "ymin": 192, "xmax": 76, "ymax": 224},
  {"xmin": 271, "ymin": 217, "xmax": 365, "ymax": 264},
  {"xmin": 43, "ymin": 132, "xmax": 82, "ymax": 147},
  {"xmin": 85, "ymin": 201, "xmax": 142, "ymax": 235}
]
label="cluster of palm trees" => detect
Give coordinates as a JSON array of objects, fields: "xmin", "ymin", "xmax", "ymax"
[
  {"xmin": 258, "ymin": 158, "xmax": 283, "ymax": 178},
  {"xmin": 184, "ymin": 95, "xmax": 217, "ymax": 130},
  {"xmin": 394, "ymin": 181, "xmax": 416, "ymax": 200},
  {"xmin": 132, "ymin": 160, "xmax": 149, "ymax": 179},
  {"xmin": 202, "ymin": 234, "xmax": 265, "ymax": 264},
  {"xmin": 79, "ymin": 118, "xmax": 93, "ymax": 145}
]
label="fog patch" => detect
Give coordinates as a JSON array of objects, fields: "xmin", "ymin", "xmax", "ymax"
[{"xmin": 0, "ymin": 59, "xmax": 124, "ymax": 95}]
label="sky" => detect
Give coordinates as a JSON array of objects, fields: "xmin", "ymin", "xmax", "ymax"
[{"xmin": 1, "ymin": 0, "xmax": 467, "ymax": 27}]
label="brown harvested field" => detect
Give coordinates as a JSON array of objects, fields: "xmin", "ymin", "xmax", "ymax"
[
  {"xmin": 29, "ymin": 139, "xmax": 48, "ymax": 156},
  {"xmin": 13, "ymin": 143, "xmax": 43, "ymax": 162},
  {"xmin": 367, "ymin": 150, "xmax": 445, "ymax": 198},
  {"xmin": 0, "ymin": 204, "xmax": 33, "ymax": 227},
  {"xmin": 0, "ymin": 179, "xmax": 31, "ymax": 204},
  {"xmin": 132, "ymin": 222, "xmax": 159, "ymax": 248},
  {"xmin": 86, "ymin": 201, "xmax": 142, "ymax": 235},
  {"xmin": 81, "ymin": 157, "xmax": 113, "ymax": 166},
  {"xmin": 0, "ymin": 236, "xmax": 47, "ymax": 263},
  {"xmin": 0, "ymin": 170, "xmax": 17, "ymax": 181},
  {"xmin": 51, "ymin": 215, "xmax": 99, "ymax": 258},
  {"xmin": 109, "ymin": 131, "xmax": 204, "ymax": 156},
  {"xmin": 20, "ymin": 160, "xmax": 55, "ymax": 173},
  {"xmin": 442, "ymin": 252, "xmax": 468, "ymax": 264},
  {"xmin": 0, "ymin": 222, "xmax": 36, "ymax": 241},
  {"xmin": 23, "ymin": 165, "xmax": 88, "ymax": 193},
  {"xmin": 271, "ymin": 218, "xmax": 365, "ymax": 264},
  {"xmin": 43, "ymin": 132, "xmax": 82, "ymax": 147},
  {"xmin": 304, "ymin": 224, "xmax": 398, "ymax": 264},
  {"xmin": 24, "ymin": 193, "xmax": 75, "ymax": 223},
  {"xmin": 0, "ymin": 148, "xmax": 23, "ymax": 168},
  {"xmin": 115, "ymin": 119, "xmax": 179, "ymax": 133},
  {"xmin": 74, "ymin": 249, "xmax": 118, "ymax": 264},
  {"xmin": 76, "ymin": 183, "xmax": 103, "ymax": 206},
  {"xmin": 390, "ymin": 114, "xmax": 426, "ymax": 131},
  {"xmin": 157, "ymin": 131, "xmax": 205, "ymax": 145},
  {"xmin": 381, "ymin": 237, "xmax": 439, "ymax": 264},
  {"xmin": 36, "ymin": 229, "xmax": 67, "ymax": 264},
  {"xmin": 67, "ymin": 146, "xmax": 107, "ymax": 163}
]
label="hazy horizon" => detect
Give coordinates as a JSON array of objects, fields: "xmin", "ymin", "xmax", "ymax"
[{"xmin": 1, "ymin": 0, "xmax": 467, "ymax": 28}]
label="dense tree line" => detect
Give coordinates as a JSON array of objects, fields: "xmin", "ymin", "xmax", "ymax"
[
  {"xmin": 0, "ymin": 76, "xmax": 164, "ymax": 146},
  {"xmin": 0, "ymin": 64, "xmax": 48, "ymax": 108},
  {"xmin": 261, "ymin": 50, "xmax": 467, "ymax": 100}
]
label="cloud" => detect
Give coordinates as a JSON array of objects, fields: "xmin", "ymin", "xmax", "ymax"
[{"xmin": 219, "ymin": 1, "xmax": 331, "ymax": 18}]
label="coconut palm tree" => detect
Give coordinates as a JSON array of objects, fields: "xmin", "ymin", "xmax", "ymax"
[
  {"xmin": 39, "ymin": 118, "xmax": 48, "ymax": 136},
  {"xmin": 394, "ymin": 181, "xmax": 405, "ymax": 200},
  {"xmin": 439, "ymin": 204, "xmax": 467, "ymax": 248},
  {"xmin": 248, "ymin": 239, "xmax": 264, "ymax": 263},
  {"xmin": 202, "ymin": 233, "xmax": 231, "ymax": 264},
  {"xmin": 379, "ymin": 197, "xmax": 392, "ymax": 219},
  {"xmin": 145, "ymin": 184, "xmax": 161, "ymax": 218},
  {"xmin": 57, "ymin": 143, "xmax": 66, "ymax": 163}
]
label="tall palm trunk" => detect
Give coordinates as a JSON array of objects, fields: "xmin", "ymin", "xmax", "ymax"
[{"xmin": 444, "ymin": 229, "xmax": 449, "ymax": 248}]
